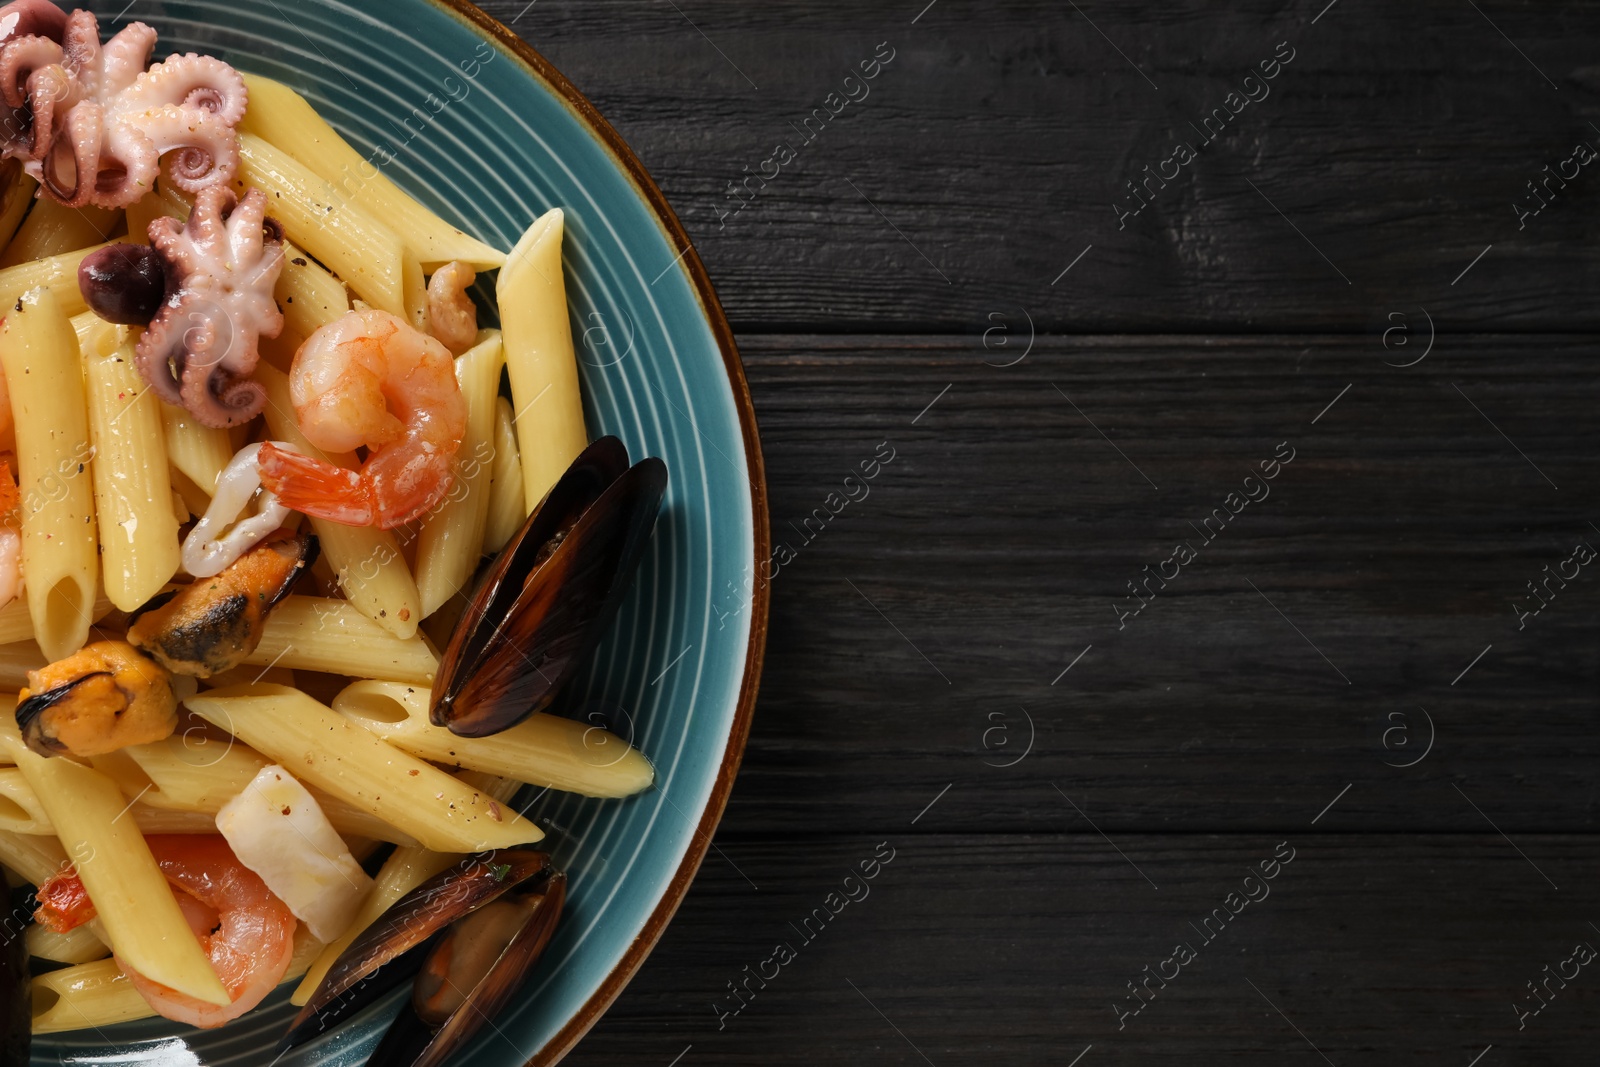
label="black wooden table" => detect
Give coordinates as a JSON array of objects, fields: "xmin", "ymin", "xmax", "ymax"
[{"xmin": 486, "ymin": 2, "xmax": 1600, "ymax": 1062}]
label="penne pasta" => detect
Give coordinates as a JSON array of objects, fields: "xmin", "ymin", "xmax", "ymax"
[
  {"xmin": 31, "ymin": 958, "xmax": 150, "ymax": 1033},
  {"xmin": 0, "ymin": 243, "xmax": 108, "ymax": 317},
  {"xmin": 1, "ymin": 287, "xmax": 101, "ymax": 660},
  {"xmin": 26, "ymin": 922, "xmax": 109, "ymax": 965},
  {"xmin": 33, "ymin": 923, "xmax": 324, "ymax": 1033},
  {"xmin": 0, "ymin": 165, "xmax": 37, "ymax": 255},
  {"xmin": 257, "ymin": 363, "xmax": 422, "ymax": 638},
  {"xmin": 120, "ymin": 732, "xmax": 419, "ymax": 846},
  {"xmin": 246, "ymin": 595, "xmax": 437, "ymax": 684},
  {"xmin": 403, "ymin": 250, "xmax": 428, "ymax": 332},
  {"xmin": 279, "ymin": 240, "xmax": 350, "ymax": 339},
  {"xmin": 161, "ymin": 405, "xmax": 234, "ymax": 496},
  {"xmin": 498, "ymin": 208, "xmax": 588, "ymax": 510},
  {"xmin": 185, "ymin": 683, "xmax": 543, "ymax": 853},
  {"xmin": 0, "ymin": 198, "xmax": 120, "ymax": 268},
  {"xmin": 0, "ymin": 826, "xmax": 69, "ymax": 887},
  {"xmin": 484, "ymin": 394, "xmax": 525, "ymax": 553},
  {"xmin": 9, "ymin": 745, "xmax": 230, "ymax": 1005},
  {"xmin": 238, "ymin": 74, "xmax": 506, "ymax": 271},
  {"xmin": 0, "ymin": 766, "xmax": 50, "ymax": 833},
  {"xmin": 334, "ymin": 680, "xmax": 654, "ymax": 798},
  {"xmin": 83, "ymin": 327, "xmax": 180, "ymax": 610},
  {"xmin": 0, "ymin": 592, "xmax": 111, "ymax": 646},
  {"xmin": 235, "ymin": 133, "xmax": 406, "ymax": 316},
  {"xmin": 416, "ymin": 331, "xmax": 503, "ymax": 617},
  {"xmin": 0, "ymin": 639, "xmax": 45, "ymax": 690}
]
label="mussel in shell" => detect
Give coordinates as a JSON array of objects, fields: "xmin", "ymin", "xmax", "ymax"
[
  {"xmin": 283, "ymin": 849, "xmax": 564, "ymax": 1067},
  {"xmin": 16, "ymin": 640, "xmax": 178, "ymax": 758},
  {"xmin": 127, "ymin": 529, "xmax": 318, "ymax": 677},
  {"xmin": 430, "ymin": 435, "xmax": 667, "ymax": 737}
]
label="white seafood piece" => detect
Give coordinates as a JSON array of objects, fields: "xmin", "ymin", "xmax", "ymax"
[
  {"xmin": 215, "ymin": 764, "xmax": 373, "ymax": 943},
  {"xmin": 182, "ymin": 442, "xmax": 295, "ymax": 578}
]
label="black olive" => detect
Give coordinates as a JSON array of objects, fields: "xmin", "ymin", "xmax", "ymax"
[{"xmin": 77, "ymin": 243, "xmax": 169, "ymax": 325}]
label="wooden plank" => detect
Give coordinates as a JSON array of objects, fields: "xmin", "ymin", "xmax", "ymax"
[
  {"xmin": 486, "ymin": 0, "xmax": 1600, "ymax": 331},
  {"xmin": 715, "ymin": 334, "xmax": 1600, "ymax": 833},
  {"xmin": 566, "ymin": 834, "xmax": 1600, "ymax": 1063}
]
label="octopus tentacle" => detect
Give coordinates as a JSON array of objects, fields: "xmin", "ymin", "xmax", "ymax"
[
  {"xmin": 93, "ymin": 112, "xmax": 155, "ymax": 204},
  {"xmin": 133, "ymin": 323, "xmax": 186, "ymax": 407},
  {"xmin": 39, "ymin": 99, "xmax": 100, "ymax": 207},
  {"xmin": 135, "ymin": 105, "xmax": 236, "ymax": 195},
  {"xmin": 122, "ymin": 54, "xmax": 245, "ymax": 125},
  {"xmin": 56, "ymin": 10, "xmax": 97, "ymax": 98},
  {"xmin": 97, "ymin": 21, "xmax": 154, "ymax": 98},
  {"xmin": 0, "ymin": 36, "xmax": 60, "ymax": 107},
  {"xmin": 0, "ymin": 0, "xmax": 67, "ymax": 46}
]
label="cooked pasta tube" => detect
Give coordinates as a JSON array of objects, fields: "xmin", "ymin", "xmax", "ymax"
[
  {"xmin": 235, "ymin": 133, "xmax": 405, "ymax": 315},
  {"xmin": 403, "ymin": 250, "xmax": 428, "ymax": 332},
  {"xmin": 0, "ymin": 199, "xmax": 120, "ymax": 267},
  {"xmin": 279, "ymin": 239, "xmax": 350, "ymax": 338},
  {"xmin": 31, "ymin": 958, "xmax": 149, "ymax": 1032},
  {"xmin": 0, "ymin": 640, "xmax": 44, "ymax": 690},
  {"xmin": 0, "ymin": 592, "xmax": 111, "ymax": 646},
  {"xmin": 416, "ymin": 331, "xmax": 503, "ymax": 617},
  {"xmin": 26, "ymin": 922, "xmax": 109, "ymax": 965},
  {"xmin": 0, "ymin": 826, "xmax": 67, "ymax": 887},
  {"xmin": 484, "ymin": 395, "xmax": 524, "ymax": 553},
  {"xmin": 256, "ymin": 364, "xmax": 422, "ymax": 638},
  {"xmin": 161, "ymin": 406, "xmax": 234, "ymax": 496},
  {"xmin": 498, "ymin": 208, "xmax": 588, "ymax": 509},
  {"xmin": 334, "ymin": 679, "xmax": 654, "ymax": 798},
  {"xmin": 0, "ymin": 243, "xmax": 107, "ymax": 317},
  {"xmin": 185, "ymin": 684, "xmax": 542, "ymax": 853},
  {"xmin": 120, "ymin": 733, "xmax": 420, "ymax": 846},
  {"xmin": 245, "ymin": 596, "xmax": 437, "ymax": 684},
  {"xmin": 238, "ymin": 74, "xmax": 506, "ymax": 271},
  {"xmin": 123, "ymin": 184, "xmax": 171, "ymax": 245},
  {"xmin": 0, "ymin": 767, "xmax": 49, "ymax": 832},
  {"xmin": 34, "ymin": 922, "xmax": 324, "ymax": 1033},
  {"xmin": 10, "ymin": 748, "xmax": 230, "ymax": 1004},
  {"xmin": 1, "ymin": 286, "xmax": 100, "ymax": 660},
  {"xmin": 84, "ymin": 330, "xmax": 180, "ymax": 610},
  {"xmin": 0, "ymin": 166, "xmax": 37, "ymax": 254}
]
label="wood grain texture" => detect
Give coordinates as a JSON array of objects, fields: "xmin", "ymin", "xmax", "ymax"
[
  {"xmin": 481, "ymin": 0, "xmax": 1600, "ymax": 332},
  {"xmin": 464, "ymin": 1, "xmax": 1600, "ymax": 1061},
  {"xmin": 560, "ymin": 834, "xmax": 1600, "ymax": 1064},
  {"xmin": 717, "ymin": 334, "xmax": 1600, "ymax": 835}
]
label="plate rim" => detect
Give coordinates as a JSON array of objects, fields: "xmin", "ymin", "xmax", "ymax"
[{"xmin": 422, "ymin": 2, "xmax": 771, "ymax": 1064}]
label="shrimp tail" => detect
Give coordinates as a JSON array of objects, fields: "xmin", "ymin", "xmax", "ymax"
[{"xmin": 257, "ymin": 443, "xmax": 374, "ymax": 527}]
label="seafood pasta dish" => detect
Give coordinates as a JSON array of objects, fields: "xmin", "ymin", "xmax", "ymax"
[{"xmin": 0, "ymin": 2, "xmax": 670, "ymax": 1063}]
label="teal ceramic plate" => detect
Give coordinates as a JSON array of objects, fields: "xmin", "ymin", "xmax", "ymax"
[{"xmin": 35, "ymin": 1, "xmax": 767, "ymax": 1063}]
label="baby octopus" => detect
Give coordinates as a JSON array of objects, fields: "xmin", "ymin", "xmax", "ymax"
[
  {"xmin": 129, "ymin": 186, "xmax": 285, "ymax": 428},
  {"xmin": 0, "ymin": 2, "xmax": 246, "ymax": 207}
]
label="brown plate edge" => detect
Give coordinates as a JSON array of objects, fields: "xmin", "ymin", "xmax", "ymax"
[{"xmin": 422, "ymin": 2, "xmax": 770, "ymax": 1065}]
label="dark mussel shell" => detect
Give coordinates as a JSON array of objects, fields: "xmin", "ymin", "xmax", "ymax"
[
  {"xmin": 430, "ymin": 435, "xmax": 668, "ymax": 737},
  {"xmin": 282, "ymin": 850, "xmax": 554, "ymax": 1052},
  {"xmin": 371, "ymin": 868, "xmax": 565, "ymax": 1067}
]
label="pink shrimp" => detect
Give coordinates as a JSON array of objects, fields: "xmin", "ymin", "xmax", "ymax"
[
  {"xmin": 117, "ymin": 834, "xmax": 297, "ymax": 1029},
  {"xmin": 257, "ymin": 309, "xmax": 467, "ymax": 529}
]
